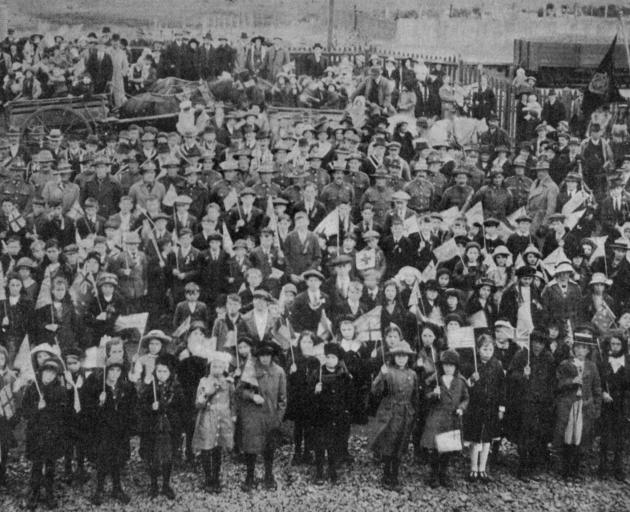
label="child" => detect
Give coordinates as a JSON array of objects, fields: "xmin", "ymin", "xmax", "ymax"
[
  {"xmin": 0, "ymin": 346, "xmax": 21, "ymax": 487},
  {"xmin": 131, "ymin": 329, "xmax": 172, "ymax": 385},
  {"xmin": 286, "ymin": 331, "xmax": 320, "ymax": 465},
  {"xmin": 340, "ymin": 317, "xmax": 372, "ymax": 431},
  {"xmin": 369, "ymin": 341, "xmax": 418, "ymax": 490},
  {"xmin": 62, "ymin": 347, "xmax": 89, "ymax": 484},
  {"xmin": 192, "ymin": 352, "xmax": 236, "ymax": 493},
  {"xmin": 309, "ymin": 343, "xmax": 352, "ymax": 485},
  {"xmin": 139, "ymin": 357, "xmax": 185, "ymax": 499},
  {"xmin": 507, "ymin": 330, "xmax": 555, "ymax": 480},
  {"xmin": 554, "ymin": 332, "xmax": 602, "ymax": 480},
  {"xmin": 87, "ymin": 359, "xmax": 137, "ymax": 505},
  {"xmin": 237, "ymin": 342, "xmax": 287, "ymax": 491},
  {"xmin": 421, "ymin": 349, "xmax": 469, "ymax": 488},
  {"xmin": 23, "ymin": 357, "xmax": 67, "ymax": 510},
  {"xmin": 464, "ymin": 335, "xmax": 505, "ymax": 483}
]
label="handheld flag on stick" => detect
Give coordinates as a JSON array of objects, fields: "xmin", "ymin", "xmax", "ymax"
[{"xmin": 314, "ymin": 208, "xmax": 339, "ymax": 237}]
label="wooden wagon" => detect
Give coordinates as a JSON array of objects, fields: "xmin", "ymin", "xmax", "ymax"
[{"xmin": 5, "ymin": 94, "xmax": 109, "ymax": 141}]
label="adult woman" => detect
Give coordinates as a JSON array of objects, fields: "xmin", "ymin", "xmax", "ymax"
[
  {"xmin": 580, "ymin": 273, "xmax": 618, "ymax": 324},
  {"xmin": 35, "ymin": 275, "xmax": 79, "ymax": 353}
]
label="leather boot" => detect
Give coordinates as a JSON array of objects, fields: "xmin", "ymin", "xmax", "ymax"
[
  {"xmin": 241, "ymin": 454, "xmax": 256, "ymax": 492},
  {"xmin": 390, "ymin": 458, "xmax": 401, "ymax": 491},
  {"xmin": 263, "ymin": 452, "xmax": 277, "ymax": 490},
  {"xmin": 149, "ymin": 471, "xmax": 159, "ymax": 498},
  {"xmin": 428, "ymin": 452, "xmax": 440, "ymax": 488},
  {"xmin": 381, "ymin": 456, "xmax": 392, "ymax": 487},
  {"xmin": 211, "ymin": 449, "xmax": 222, "ymax": 493},
  {"xmin": 162, "ymin": 464, "xmax": 175, "ymax": 500},
  {"xmin": 438, "ymin": 454, "xmax": 451, "ymax": 488}
]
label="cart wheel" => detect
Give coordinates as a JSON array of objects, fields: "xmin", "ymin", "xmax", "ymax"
[{"xmin": 21, "ymin": 105, "xmax": 92, "ymax": 142}]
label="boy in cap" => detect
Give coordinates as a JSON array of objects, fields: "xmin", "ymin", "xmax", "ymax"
[{"xmin": 173, "ymin": 281, "xmax": 209, "ymax": 332}]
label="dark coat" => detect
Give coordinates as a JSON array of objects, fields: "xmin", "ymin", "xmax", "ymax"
[
  {"xmin": 553, "ymin": 358, "xmax": 602, "ymax": 448},
  {"xmin": 420, "ymin": 373, "xmax": 469, "ymax": 450},
  {"xmin": 85, "ymin": 51, "xmax": 113, "ymax": 93},
  {"xmin": 290, "ymin": 291, "xmax": 330, "ymax": 334},
  {"xmin": 308, "ymin": 364, "xmax": 353, "ymax": 450},
  {"xmin": 237, "ymin": 360, "xmax": 287, "ymax": 454},
  {"xmin": 463, "ymin": 357, "xmax": 505, "ymax": 442},
  {"xmin": 84, "ymin": 378, "xmax": 137, "ymax": 468},
  {"xmin": 80, "ymin": 175, "xmax": 122, "ymax": 218},
  {"xmin": 598, "ymin": 354, "xmax": 630, "ymax": 446},
  {"xmin": 285, "ymin": 354, "xmax": 321, "ymax": 422},
  {"xmin": 35, "ymin": 298, "xmax": 79, "ymax": 353},
  {"xmin": 368, "ymin": 366, "xmax": 418, "ymax": 458},
  {"xmin": 199, "ymin": 249, "xmax": 230, "ymax": 305},
  {"xmin": 23, "ymin": 379, "xmax": 68, "ymax": 461},
  {"xmin": 505, "ymin": 348, "xmax": 556, "ymax": 446},
  {"xmin": 498, "ymin": 283, "xmax": 544, "ymax": 328}
]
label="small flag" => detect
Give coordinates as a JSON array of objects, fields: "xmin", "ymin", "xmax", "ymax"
[
  {"xmin": 404, "ymin": 215, "xmax": 418, "ymax": 236},
  {"xmin": 240, "ymin": 356, "xmax": 259, "ymax": 388},
  {"xmin": 13, "ymin": 335, "xmax": 35, "ymax": 382},
  {"xmin": 354, "ymin": 307, "xmax": 382, "ymax": 342},
  {"xmin": 35, "ymin": 272, "xmax": 53, "ymax": 309},
  {"xmin": 67, "ymin": 200, "xmax": 85, "ymax": 221},
  {"xmin": 223, "ymin": 188, "xmax": 238, "ymax": 211},
  {"xmin": 8, "ymin": 209, "xmax": 26, "ymax": 232},
  {"xmin": 266, "ymin": 196, "xmax": 278, "ymax": 233},
  {"xmin": 506, "ymin": 207, "xmax": 527, "ymax": 229},
  {"xmin": 162, "ymin": 184, "xmax": 178, "ymax": 207},
  {"xmin": 439, "ymin": 206, "xmax": 460, "ymax": 231},
  {"xmin": 314, "ymin": 209, "xmax": 339, "ymax": 237},
  {"xmin": 592, "ymin": 302, "xmax": 616, "ymax": 333},
  {"xmin": 464, "ymin": 202, "xmax": 484, "ymax": 227},
  {"xmin": 433, "ymin": 238, "xmax": 458, "ymax": 263},
  {"xmin": 447, "ymin": 326, "xmax": 476, "ymax": 350},
  {"xmin": 172, "ymin": 316, "xmax": 191, "ymax": 338},
  {"xmin": 114, "ymin": 312, "xmax": 149, "ymax": 336},
  {"xmin": 222, "ymin": 223, "xmax": 233, "ymax": 254},
  {"xmin": 356, "ymin": 248, "xmax": 376, "ymax": 271},
  {"xmin": 542, "ymin": 247, "xmax": 568, "ymax": 276},
  {"xmin": 420, "ymin": 260, "xmax": 437, "ymax": 282},
  {"xmin": 0, "ymin": 384, "xmax": 15, "ymax": 419},
  {"xmin": 317, "ymin": 309, "xmax": 334, "ymax": 340},
  {"xmin": 589, "ymin": 236, "xmax": 608, "ymax": 264},
  {"xmin": 408, "ymin": 279, "xmax": 421, "ymax": 308},
  {"xmin": 561, "ymin": 191, "xmax": 587, "ymax": 215}
]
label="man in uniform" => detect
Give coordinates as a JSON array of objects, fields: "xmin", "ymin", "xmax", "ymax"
[
  {"xmin": 28, "ymin": 149, "xmax": 56, "ymax": 196},
  {"xmin": 320, "ymin": 164, "xmax": 355, "ymax": 213},
  {"xmin": 344, "ymin": 152, "xmax": 371, "ymax": 203},
  {"xmin": 226, "ymin": 187, "xmax": 265, "ymax": 243},
  {"xmin": 383, "ymin": 190, "xmax": 415, "ymax": 235},
  {"xmin": 304, "ymin": 154, "xmax": 330, "ymax": 192},
  {"xmin": 440, "ymin": 167, "xmax": 474, "ymax": 210},
  {"xmin": 404, "ymin": 160, "xmax": 434, "ymax": 214},
  {"xmin": 180, "ymin": 164, "xmax": 209, "ymax": 220},
  {"xmin": 0, "ymin": 157, "xmax": 33, "ymax": 211},
  {"xmin": 210, "ymin": 159, "xmax": 245, "ymax": 207},
  {"xmin": 293, "ymin": 181, "xmax": 327, "ymax": 231},
  {"xmin": 360, "ymin": 168, "xmax": 394, "ymax": 226},
  {"xmin": 81, "ymin": 155, "xmax": 122, "ymax": 219},
  {"xmin": 128, "ymin": 161, "xmax": 166, "ymax": 211},
  {"xmin": 425, "ymin": 151, "xmax": 448, "ymax": 196},
  {"xmin": 505, "ymin": 156, "xmax": 533, "ymax": 210},
  {"xmin": 252, "ymin": 163, "xmax": 282, "ymax": 211}
]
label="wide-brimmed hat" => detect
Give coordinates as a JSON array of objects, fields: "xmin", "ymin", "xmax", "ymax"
[
  {"xmin": 553, "ymin": 261, "xmax": 574, "ymax": 276},
  {"xmin": 255, "ymin": 341, "xmax": 279, "ymax": 357},
  {"xmin": 440, "ymin": 349, "xmax": 460, "ymax": 366},
  {"xmin": 589, "ymin": 272, "xmax": 612, "ymax": 287},
  {"xmin": 141, "ymin": 329, "xmax": 171, "ymax": 347}
]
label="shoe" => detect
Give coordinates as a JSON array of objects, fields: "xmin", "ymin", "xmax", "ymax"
[
  {"xmin": 43, "ymin": 493, "xmax": 58, "ymax": 510},
  {"xmin": 302, "ymin": 453, "xmax": 314, "ymax": 465},
  {"xmin": 241, "ymin": 477, "xmax": 256, "ymax": 492},
  {"xmin": 112, "ymin": 489, "xmax": 131, "ymax": 504},
  {"xmin": 291, "ymin": 453, "xmax": 303, "ymax": 466},
  {"xmin": 210, "ymin": 480, "xmax": 222, "ymax": 494},
  {"xmin": 467, "ymin": 471, "xmax": 478, "ymax": 483},
  {"xmin": 162, "ymin": 486, "xmax": 176, "ymax": 500},
  {"xmin": 329, "ymin": 470, "xmax": 338, "ymax": 486},
  {"xmin": 428, "ymin": 474, "xmax": 440, "ymax": 489},
  {"xmin": 91, "ymin": 491, "xmax": 103, "ymax": 506},
  {"xmin": 26, "ymin": 491, "xmax": 39, "ymax": 511},
  {"xmin": 64, "ymin": 470, "xmax": 73, "ymax": 485},
  {"xmin": 264, "ymin": 477, "xmax": 277, "ymax": 491},
  {"xmin": 74, "ymin": 468, "xmax": 90, "ymax": 484},
  {"xmin": 387, "ymin": 478, "xmax": 402, "ymax": 492},
  {"xmin": 439, "ymin": 474, "xmax": 452, "ymax": 488},
  {"xmin": 149, "ymin": 484, "xmax": 159, "ymax": 498},
  {"xmin": 478, "ymin": 472, "xmax": 492, "ymax": 484}
]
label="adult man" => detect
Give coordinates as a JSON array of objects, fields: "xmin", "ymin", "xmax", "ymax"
[
  {"xmin": 541, "ymin": 89, "xmax": 566, "ymax": 129},
  {"xmin": 81, "ymin": 155, "xmax": 122, "ymax": 218},
  {"xmin": 527, "ymin": 161, "xmax": 559, "ymax": 234},
  {"xmin": 265, "ymin": 37, "xmax": 290, "ymax": 81},
  {"xmin": 85, "ymin": 42, "xmax": 113, "ymax": 94},
  {"xmin": 128, "ymin": 161, "xmax": 166, "ymax": 210},
  {"xmin": 226, "ymin": 187, "xmax": 265, "ymax": 242},
  {"xmin": 283, "ymin": 211, "xmax": 321, "ymax": 285},
  {"xmin": 580, "ymin": 123, "xmax": 614, "ymax": 200},
  {"xmin": 107, "ymin": 231, "xmax": 148, "ymax": 313},
  {"xmin": 291, "ymin": 269, "xmax": 330, "ymax": 333},
  {"xmin": 304, "ymin": 43, "xmax": 328, "ymax": 78},
  {"xmin": 440, "ymin": 168, "xmax": 474, "ymax": 211},
  {"xmin": 351, "ymin": 66, "xmax": 395, "ymax": 115},
  {"xmin": 479, "ymin": 113, "xmax": 511, "ymax": 156},
  {"xmin": 293, "ymin": 181, "xmax": 326, "ymax": 231},
  {"xmin": 238, "ymin": 290, "xmax": 278, "ymax": 346}
]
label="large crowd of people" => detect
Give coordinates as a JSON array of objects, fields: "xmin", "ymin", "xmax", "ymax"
[{"xmin": 0, "ymin": 22, "xmax": 628, "ymax": 511}]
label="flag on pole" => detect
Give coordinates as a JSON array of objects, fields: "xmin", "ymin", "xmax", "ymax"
[
  {"xmin": 439, "ymin": 206, "xmax": 460, "ymax": 231},
  {"xmin": 0, "ymin": 258, "xmax": 5, "ymax": 302},
  {"xmin": 542, "ymin": 247, "xmax": 568, "ymax": 276},
  {"xmin": 433, "ymin": 238, "xmax": 458, "ymax": 263},
  {"xmin": 354, "ymin": 307, "xmax": 382, "ymax": 342},
  {"xmin": 162, "ymin": 184, "xmax": 178, "ymax": 207},
  {"xmin": 0, "ymin": 383, "xmax": 15, "ymax": 419},
  {"xmin": 266, "ymin": 196, "xmax": 278, "ymax": 233},
  {"xmin": 447, "ymin": 326, "xmax": 476, "ymax": 350},
  {"xmin": 240, "ymin": 356, "xmax": 259, "ymax": 388},
  {"xmin": 67, "ymin": 200, "xmax": 85, "ymax": 221},
  {"xmin": 506, "ymin": 206, "xmax": 528, "ymax": 229},
  {"xmin": 592, "ymin": 302, "xmax": 617, "ymax": 333},
  {"xmin": 13, "ymin": 335, "xmax": 35, "ymax": 382},
  {"xmin": 35, "ymin": 272, "xmax": 53, "ymax": 309},
  {"xmin": 317, "ymin": 309, "xmax": 334, "ymax": 340},
  {"xmin": 561, "ymin": 191, "xmax": 587, "ymax": 215},
  {"xmin": 408, "ymin": 279, "xmax": 421, "ymax": 308},
  {"xmin": 7, "ymin": 208, "xmax": 26, "ymax": 232},
  {"xmin": 172, "ymin": 316, "xmax": 192, "ymax": 338},
  {"xmin": 464, "ymin": 202, "xmax": 484, "ymax": 227},
  {"xmin": 222, "ymin": 223, "xmax": 233, "ymax": 254},
  {"xmin": 582, "ymin": 35, "xmax": 624, "ymax": 121},
  {"xmin": 420, "ymin": 260, "xmax": 437, "ymax": 282},
  {"xmin": 589, "ymin": 236, "xmax": 608, "ymax": 264},
  {"xmin": 355, "ymin": 248, "xmax": 376, "ymax": 271},
  {"xmin": 114, "ymin": 312, "xmax": 149, "ymax": 336},
  {"xmin": 314, "ymin": 209, "xmax": 339, "ymax": 237},
  {"xmin": 403, "ymin": 215, "xmax": 418, "ymax": 236},
  {"xmin": 223, "ymin": 188, "xmax": 238, "ymax": 211}
]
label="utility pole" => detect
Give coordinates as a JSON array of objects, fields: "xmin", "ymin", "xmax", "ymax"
[{"xmin": 327, "ymin": 0, "xmax": 334, "ymax": 50}]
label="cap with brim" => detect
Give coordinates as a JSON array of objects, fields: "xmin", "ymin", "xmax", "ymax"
[
  {"xmin": 97, "ymin": 272, "xmax": 118, "ymax": 287},
  {"xmin": 548, "ymin": 213, "xmax": 566, "ymax": 224},
  {"xmin": 564, "ymin": 172, "xmax": 582, "ymax": 183},
  {"xmin": 233, "ymin": 239, "xmax": 248, "ymax": 250},
  {"xmin": 523, "ymin": 244, "xmax": 541, "ymax": 257},
  {"xmin": 475, "ymin": 278, "xmax": 496, "ymax": 290},
  {"xmin": 174, "ymin": 195, "xmax": 193, "ymax": 205},
  {"xmin": 40, "ymin": 359, "xmax": 61, "ymax": 373},
  {"xmin": 255, "ymin": 341, "xmax": 279, "ymax": 357},
  {"xmin": 516, "ymin": 215, "xmax": 532, "ymax": 223},
  {"xmin": 574, "ymin": 331, "xmax": 595, "ymax": 345},
  {"xmin": 123, "ymin": 232, "xmax": 141, "ymax": 244},
  {"xmin": 252, "ymin": 289, "xmax": 272, "ymax": 301},
  {"xmin": 240, "ymin": 187, "xmax": 256, "ymax": 197},
  {"xmin": 610, "ymin": 239, "xmax": 629, "ymax": 251},
  {"xmin": 492, "ymin": 245, "xmax": 511, "ymax": 258},
  {"xmin": 330, "ymin": 254, "xmax": 353, "ymax": 266},
  {"xmin": 363, "ymin": 230, "xmax": 380, "ymax": 240},
  {"xmin": 392, "ymin": 190, "xmax": 411, "ymax": 202},
  {"xmin": 17, "ymin": 257, "xmax": 37, "ymax": 269},
  {"xmin": 302, "ymin": 269, "xmax": 325, "ymax": 281}
]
